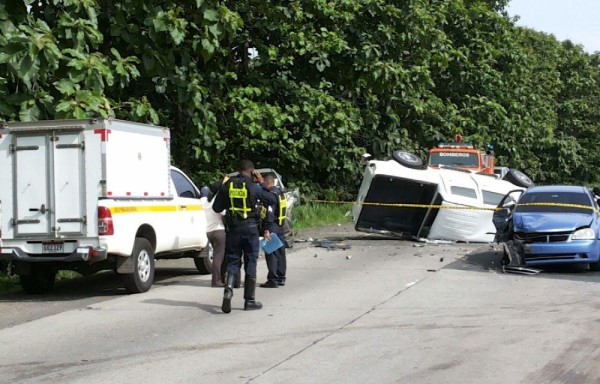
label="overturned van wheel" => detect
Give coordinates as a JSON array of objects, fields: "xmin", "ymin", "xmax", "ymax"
[
  {"xmin": 392, "ymin": 150, "xmax": 424, "ymax": 169},
  {"xmin": 121, "ymin": 238, "xmax": 155, "ymax": 294},
  {"xmin": 504, "ymin": 169, "xmax": 534, "ymax": 188},
  {"xmin": 20, "ymin": 264, "xmax": 57, "ymax": 294},
  {"xmin": 194, "ymin": 244, "xmax": 213, "ymax": 275}
]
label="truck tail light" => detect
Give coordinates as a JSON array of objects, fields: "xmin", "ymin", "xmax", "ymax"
[{"xmin": 98, "ymin": 207, "xmax": 114, "ymax": 235}]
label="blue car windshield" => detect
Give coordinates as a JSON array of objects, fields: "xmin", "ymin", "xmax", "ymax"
[{"xmin": 515, "ymin": 192, "xmax": 593, "ymax": 213}]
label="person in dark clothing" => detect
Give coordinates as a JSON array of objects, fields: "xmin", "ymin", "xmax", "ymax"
[
  {"xmin": 212, "ymin": 160, "xmax": 276, "ymax": 313},
  {"xmin": 260, "ymin": 174, "xmax": 288, "ymax": 288}
]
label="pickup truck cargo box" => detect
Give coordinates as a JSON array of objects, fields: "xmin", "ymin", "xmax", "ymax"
[{"xmin": 0, "ymin": 119, "xmax": 208, "ymax": 294}]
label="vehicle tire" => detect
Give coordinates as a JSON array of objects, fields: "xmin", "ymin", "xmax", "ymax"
[
  {"xmin": 589, "ymin": 261, "xmax": 600, "ymax": 271},
  {"xmin": 194, "ymin": 244, "xmax": 213, "ymax": 275},
  {"xmin": 19, "ymin": 264, "xmax": 57, "ymax": 294},
  {"xmin": 121, "ymin": 238, "xmax": 155, "ymax": 294},
  {"xmin": 504, "ymin": 169, "xmax": 534, "ymax": 188},
  {"xmin": 392, "ymin": 150, "xmax": 424, "ymax": 169}
]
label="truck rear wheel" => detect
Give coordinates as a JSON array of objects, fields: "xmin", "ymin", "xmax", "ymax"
[
  {"xmin": 194, "ymin": 244, "xmax": 213, "ymax": 275},
  {"xmin": 121, "ymin": 238, "xmax": 155, "ymax": 294},
  {"xmin": 19, "ymin": 264, "xmax": 57, "ymax": 294}
]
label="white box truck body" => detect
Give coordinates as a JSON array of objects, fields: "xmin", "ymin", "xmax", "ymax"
[{"xmin": 0, "ymin": 119, "xmax": 208, "ymax": 293}]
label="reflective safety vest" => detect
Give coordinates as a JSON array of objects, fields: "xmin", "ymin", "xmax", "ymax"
[
  {"xmin": 277, "ymin": 193, "xmax": 287, "ymax": 226},
  {"xmin": 260, "ymin": 189, "xmax": 287, "ymax": 226},
  {"xmin": 228, "ymin": 179, "xmax": 256, "ymax": 220}
]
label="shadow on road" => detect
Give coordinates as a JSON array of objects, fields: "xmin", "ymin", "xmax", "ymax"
[
  {"xmin": 444, "ymin": 248, "xmax": 600, "ymax": 283},
  {"xmin": 0, "ymin": 265, "xmax": 205, "ymax": 302},
  {"xmin": 143, "ymin": 298, "xmax": 222, "ymax": 314}
]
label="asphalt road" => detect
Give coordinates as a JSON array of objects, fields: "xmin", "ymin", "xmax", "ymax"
[{"xmin": 1, "ymin": 223, "xmax": 599, "ymax": 383}]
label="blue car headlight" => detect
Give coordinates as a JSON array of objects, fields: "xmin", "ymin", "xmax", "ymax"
[{"xmin": 572, "ymin": 228, "xmax": 595, "ymax": 240}]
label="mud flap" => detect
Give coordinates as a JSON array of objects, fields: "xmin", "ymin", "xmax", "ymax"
[{"xmin": 116, "ymin": 255, "xmax": 134, "ymax": 274}]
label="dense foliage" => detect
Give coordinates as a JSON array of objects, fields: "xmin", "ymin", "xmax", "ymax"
[{"xmin": 1, "ymin": 0, "xmax": 599, "ymax": 195}]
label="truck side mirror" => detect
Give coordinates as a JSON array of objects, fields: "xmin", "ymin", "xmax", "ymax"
[{"xmin": 199, "ymin": 186, "xmax": 210, "ymax": 198}]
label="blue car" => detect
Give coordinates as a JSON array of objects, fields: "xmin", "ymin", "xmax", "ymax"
[{"xmin": 493, "ymin": 186, "xmax": 600, "ymax": 269}]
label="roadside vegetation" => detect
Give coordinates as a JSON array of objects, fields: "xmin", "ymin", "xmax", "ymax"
[
  {"xmin": 293, "ymin": 203, "xmax": 353, "ymax": 231},
  {"xmin": 1, "ymin": 1, "xmax": 599, "ymax": 195},
  {"xmin": 0, "ymin": 273, "xmax": 18, "ymax": 293},
  {"xmin": 0, "ymin": 269, "xmax": 79, "ymax": 294}
]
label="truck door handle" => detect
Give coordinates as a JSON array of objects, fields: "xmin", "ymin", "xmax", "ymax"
[{"xmin": 29, "ymin": 204, "xmax": 46, "ymax": 213}]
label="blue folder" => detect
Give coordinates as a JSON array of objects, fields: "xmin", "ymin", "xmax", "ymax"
[{"xmin": 260, "ymin": 233, "xmax": 284, "ymax": 254}]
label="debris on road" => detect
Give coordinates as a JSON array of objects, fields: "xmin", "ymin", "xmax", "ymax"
[
  {"xmin": 312, "ymin": 239, "xmax": 352, "ymax": 250},
  {"xmin": 502, "ymin": 265, "xmax": 541, "ymax": 275},
  {"xmin": 346, "ymin": 255, "xmax": 352, "ymax": 260}
]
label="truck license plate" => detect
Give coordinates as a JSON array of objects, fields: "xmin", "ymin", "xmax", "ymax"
[{"xmin": 42, "ymin": 242, "xmax": 64, "ymax": 254}]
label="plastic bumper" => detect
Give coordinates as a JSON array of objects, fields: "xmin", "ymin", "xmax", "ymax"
[
  {"xmin": 523, "ymin": 240, "xmax": 600, "ymax": 266},
  {"xmin": 0, "ymin": 246, "xmax": 108, "ymax": 263}
]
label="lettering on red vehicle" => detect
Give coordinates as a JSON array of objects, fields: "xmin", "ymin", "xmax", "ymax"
[{"xmin": 439, "ymin": 153, "xmax": 470, "ymax": 157}]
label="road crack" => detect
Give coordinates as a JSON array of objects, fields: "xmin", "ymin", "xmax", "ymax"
[{"xmin": 245, "ymin": 274, "xmax": 433, "ymax": 383}]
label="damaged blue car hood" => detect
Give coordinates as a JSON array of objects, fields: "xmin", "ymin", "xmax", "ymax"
[{"xmin": 513, "ymin": 212, "xmax": 593, "ymax": 232}]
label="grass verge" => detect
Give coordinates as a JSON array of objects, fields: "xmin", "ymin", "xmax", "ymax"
[
  {"xmin": 293, "ymin": 202, "xmax": 353, "ymax": 230},
  {"xmin": 0, "ymin": 269, "xmax": 80, "ymax": 294},
  {"xmin": 0, "ymin": 273, "xmax": 19, "ymax": 293}
]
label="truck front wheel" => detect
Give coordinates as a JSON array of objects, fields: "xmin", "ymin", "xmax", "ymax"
[
  {"xmin": 194, "ymin": 244, "xmax": 213, "ymax": 275},
  {"xmin": 121, "ymin": 238, "xmax": 155, "ymax": 294},
  {"xmin": 19, "ymin": 264, "xmax": 57, "ymax": 294}
]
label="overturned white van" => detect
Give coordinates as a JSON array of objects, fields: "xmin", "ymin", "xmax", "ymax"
[{"xmin": 352, "ymin": 153, "xmax": 526, "ymax": 243}]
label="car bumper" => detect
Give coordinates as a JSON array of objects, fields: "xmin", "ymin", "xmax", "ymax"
[
  {"xmin": 522, "ymin": 240, "xmax": 600, "ymax": 266},
  {"xmin": 0, "ymin": 246, "xmax": 108, "ymax": 263}
]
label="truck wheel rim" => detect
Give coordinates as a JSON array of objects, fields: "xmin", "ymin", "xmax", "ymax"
[
  {"xmin": 399, "ymin": 152, "xmax": 417, "ymax": 162},
  {"xmin": 137, "ymin": 250, "xmax": 151, "ymax": 282}
]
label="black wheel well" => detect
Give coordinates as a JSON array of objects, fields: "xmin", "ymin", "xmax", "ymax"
[{"xmin": 136, "ymin": 225, "xmax": 157, "ymax": 250}]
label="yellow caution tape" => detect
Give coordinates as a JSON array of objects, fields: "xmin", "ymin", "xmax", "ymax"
[
  {"xmin": 306, "ymin": 200, "xmax": 600, "ymax": 214},
  {"xmin": 308, "ymin": 199, "xmax": 496, "ymax": 211},
  {"xmin": 516, "ymin": 203, "xmax": 600, "ymax": 214}
]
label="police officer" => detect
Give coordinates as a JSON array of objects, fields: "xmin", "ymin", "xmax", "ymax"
[
  {"xmin": 260, "ymin": 174, "xmax": 288, "ymax": 288},
  {"xmin": 212, "ymin": 160, "xmax": 276, "ymax": 313}
]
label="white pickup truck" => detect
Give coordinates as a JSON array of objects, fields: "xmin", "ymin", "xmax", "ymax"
[{"xmin": 0, "ymin": 119, "xmax": 208, "ymax": 294}]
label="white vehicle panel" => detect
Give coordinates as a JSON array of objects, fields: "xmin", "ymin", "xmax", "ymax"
[
  {"xmin": 104, "ymin": 122, "xmax": 171, "ymax": 198},
  {"xmin": 14, "ymin": 135, "xmax": 50, "ymax": 235},
  {"xmin": 53, "ymin": 132, "xmax": 85, "ymax": 234}
]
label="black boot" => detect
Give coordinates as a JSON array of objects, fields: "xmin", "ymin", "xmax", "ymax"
[
  {"xmin": 222, "ymin": 273, "xmax": 236, "ymax": 313},
  {"xmin": 243, "ymin": 277, "xmax": 263, "ymax": 310}
]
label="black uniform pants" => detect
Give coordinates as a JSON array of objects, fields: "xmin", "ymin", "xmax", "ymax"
[
  {"xmin": 225, "ymin": 224, "xmax": 260, "ymax": 279},
  {"xmin": 265, "ymin": 232, "xmax": 286, "ymax": 284}
]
